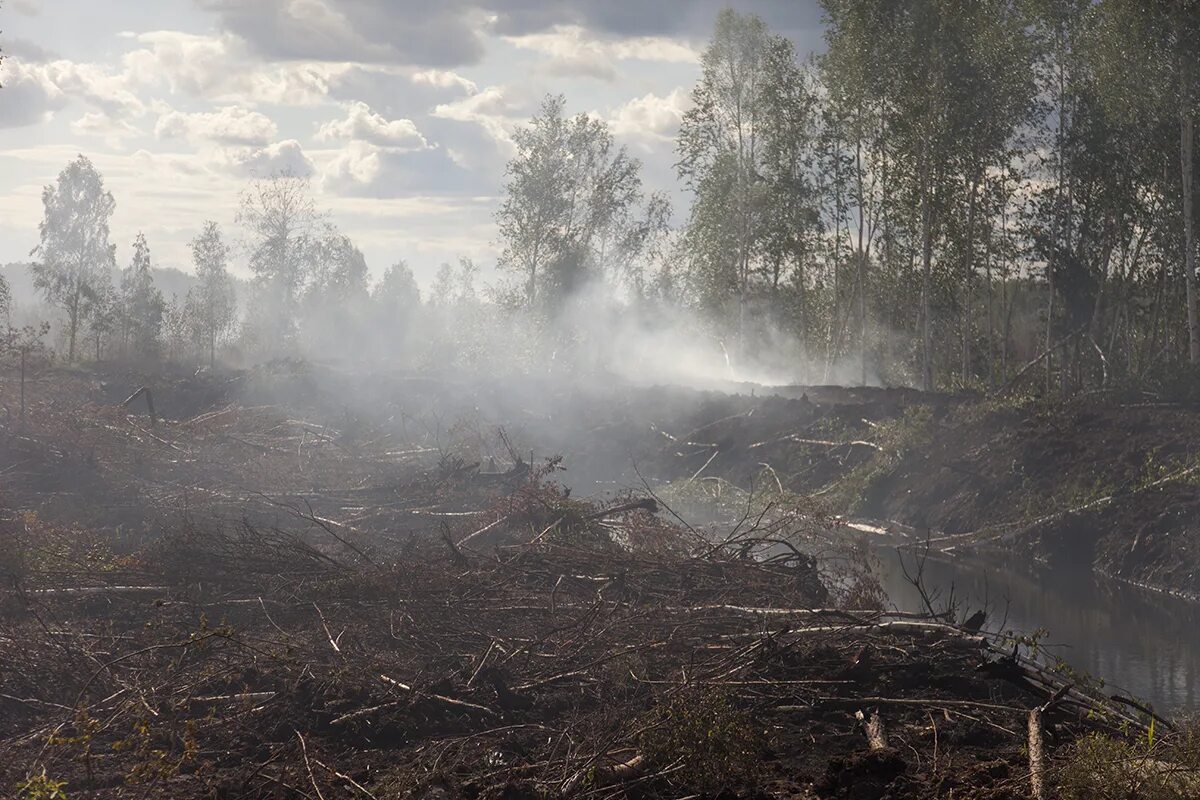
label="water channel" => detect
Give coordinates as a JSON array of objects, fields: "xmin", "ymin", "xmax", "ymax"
[{"xmin": 873, "ymin": 547, "xmax": 1200, "ymax": 715}]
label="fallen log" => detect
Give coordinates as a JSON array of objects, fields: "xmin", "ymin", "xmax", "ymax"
[{"xmin": 17, "ymin": 585, "xmax": 168, "ymax": 597}]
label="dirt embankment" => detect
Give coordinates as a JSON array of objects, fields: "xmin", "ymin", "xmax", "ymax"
[{"xmin": 623, "ymin": 384, "xmax": 1200, "ymax": 597}]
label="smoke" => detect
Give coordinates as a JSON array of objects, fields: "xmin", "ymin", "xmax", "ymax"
[{"xmin": 266, "ymin": 266, "xmax": 884, "ymax": 395}]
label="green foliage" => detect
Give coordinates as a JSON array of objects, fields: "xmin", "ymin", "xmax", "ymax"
[
  {"xmin": 15, "ymin": 771, "xmax": 69, "ymax": 800},
  {"xmin": 1055, "ymin": 723, "xmax": 1200, "ymax": 799},
  {"xmin": 185, "ymin": 221, "xmax": 237, "ymax": 366},
  {"xmin": 120, "ymin": 232, "xmax": 165, "ymax": 358},
  {"xmin": 31, "ymin": 154, "xmax": 117, "ymax": 362},
  {"xmin": 496, "ymin": 95, "xmax": 665, "ymax": 311},
  {"xmin": 677, "ymin": 9, "xmax": 816, "ymax": 338},
  {"xmin": 827, "ymin": 405, "xmax": 934, "ymax": 513},
  {"xmin": 0, "ymin": 271, "xmax": 10, "ymax": 324},
  {"xmin": 638, "ymin": 687, "xmax": 762, "ymax": 793}
]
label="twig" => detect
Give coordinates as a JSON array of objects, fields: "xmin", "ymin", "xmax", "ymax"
[
  {"xmin": 296, "ymin": 731, "xmax": 327, "ymax": 800},
  {"xmin": 312, "ymin": 603, "xmax": 343, "ymax": 654},
  {"xmin": 315, "ymin": 758, "xmax": 380, "ymax": 799},
  {"xmin": 379, "ymin": 674, "xmax": 497, "ymax": 717}
]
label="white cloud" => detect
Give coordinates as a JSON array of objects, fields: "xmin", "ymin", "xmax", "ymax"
[
  {"xmin": 432, "ymin": 86, "xmax": 530, "ymax": 152},
  {"xmin": 122, "ymin": 31, "xmax": 356, "ymax": 106},
  {"xmin": 155, "ymin": 106, "xmax": 278, "ymax": 146},
  {"xmin": 214, "ymin": 139, "xmax": 316, "ymax": 178},
  {"xmin": 71, "ymin": 111, "xmax": 142, "ymax": 145},
  {"xmin": 196, "ymin": 0, "xmax": 487, "ymax": 67},
  {"xmin": 0, "ymin": 56, "xmax": 143, "ymax": 129},
  {"xmin": 609, "ymin": 88, "xmax": 691, "ymax": 147},
  {"xmin": 315, "ymin": 101, "xmax": 430, "ymax": 150},
  {"xmin": 411, "ymin": 69, "xmax": 477, "ymax": 95},
  {"xmin": 320, "ymin": 140, "xmax": 384, "ymax": 191},
  {"xmin": 503, "ymin": 25, "xmax": 698, "ymax": 80},
  {"xmin": 130, "ymin": 149, "xmax": 211, "ymax": 178},
  {"xmin": 3, "ymin": 38, "xmax": 58, "ymax": 63},
  {"xmin": 40, "ymin": 60, "xmax": 145, "ymax": 117},
  {"xmin": 0, "ymin": 58, "xmax": 67, "ymax": 127}
]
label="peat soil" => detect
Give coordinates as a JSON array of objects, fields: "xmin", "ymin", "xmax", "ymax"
[{"xmin": 0, "ymin": 360, "xmax": 1191, "ymax": 798}]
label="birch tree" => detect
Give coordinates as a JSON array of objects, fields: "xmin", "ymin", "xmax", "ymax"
[
  {"xmin": 237, "ymin": 172, "xmax": 323, "ymax": 349},
  {"xmin": 121, "ymin": 233, "xmax": 165, "ymax": 358},
  {"xmin": 496, "ymin": 95, "xmax": 646, "ymax": 311},
  {"xmin": 1089, "ymin": 0, "xmax": 1200, "ymax": 366},
  {"xmin": 31, "ymin": 155, "xmax": 116, "ymax": 362},
  {"xmin": 677, "ymin": 10, "xmax": 815, "ymax": 343},
  {"xmin": 186, "ymin": 221, "xmax": 238, "ymax": 367}
]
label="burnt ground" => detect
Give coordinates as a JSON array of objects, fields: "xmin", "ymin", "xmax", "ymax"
[{"xmin": 0, "ymin": 360, "xmax": 1193, "ymax": 798}]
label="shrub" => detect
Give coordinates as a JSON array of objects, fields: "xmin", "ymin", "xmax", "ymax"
[
  {"xmin": 15, "ymin": 771, "xmax": 69, "ymax": 800},
  {"xmin": 1055, "ymin": 724, "xmax": 1200, "ymax": 800},
  {"xmin": 638, "ymin": 687, "xmax": 762, "ymax": 794}
]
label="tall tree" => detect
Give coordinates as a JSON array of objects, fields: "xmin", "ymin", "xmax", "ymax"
[
  {"xmin": 373, "ymin": 260, "xmax": 421, "ymax": 312},
  {"xmin": 0, "ymin": 272, "xmax": 10, "ymax": 326},
  {"xmin": 86, "ymin": 271, "xmax": 120, "ymax": 361},
  {"xmin": 1089, "ymin": 0, "xmax": 1200, "ymax": 366},
  {"xmin": 300, "ymin": 227, "xmax": 370, "ymax": 356},
  {"xmin": 31, "ymin": 155, "xmax": 116, "ymax": 362},
  {"xmin": 496, "ymin": 95, "xmax": 646, "ymax": 311},
  {"xmin": 1, "ymin": 321, "xmax": 52, "ymax": 422},
  {"xmin": 237, "ymin": 172, "xmax": 323, "ymax": 349},
  {"xmin": 186, "ymin": 221, "xmax": 237, "ymax": 367},
  {"xmin": 306, "ymin": 228, "xmax": 369, "ymax": 305},
  {"xmin": 678, "ymin": 10, "xmax": 815, "ymax": 344},
  {"xmin": 822, "ymin": 0, "xmax": 1036, "ymax": 389},
  {"xmin": 121, "ymin": 233, "xmax": 165, "ymax": 357}
]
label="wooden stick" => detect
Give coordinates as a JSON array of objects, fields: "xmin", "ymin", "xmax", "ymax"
[
  {"xmin": 312, "ymin": 603, "xmax": 343, "ymax": 654},
  {"xmin": 296, "ymin": 731, "xmax": 327, "ymax": 800},
  {"xmin": 793, "ymin": 697, "xmax": 1026, "ymax": 714},
  {"xmin": 379, "ymin": 674, "xmax": 497, "ymax": 717},
  {"xmin": 1029, "ymin": 684, "xmax": 1071, "ymax": 800},
  {"xmin": 315, "ymin": 758, "xmax": 381, "ymax": 799},
  {"xmin": 1028, "ymin": 708, "xmax": 1046, "ymax": 800}
]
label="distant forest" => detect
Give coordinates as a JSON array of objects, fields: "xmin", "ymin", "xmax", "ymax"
[{"xmin": 4, "ymin": 1, "xmax": 1200, "ymax": 395}]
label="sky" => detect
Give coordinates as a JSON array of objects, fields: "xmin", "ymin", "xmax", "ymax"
[{"xmin": 0, "ymin": 0, "xmax": 826, "ymax": 288}]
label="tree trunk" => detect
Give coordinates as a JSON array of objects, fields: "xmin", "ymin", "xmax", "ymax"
[
  {"xmin": 921, "ymin": 180, "xmax": 934, "ymax": 392},
  {"xmin": 984, "ymin": 185, "xmax": 996, "ymax": 390},
  {"xmin": 961, "ymin": 175, "xmax": 979, "ymax": 386},
  {"xmin": 856, "ymin": 134, "xmax": 869, "ymax": 387},
  {"xmin": 68, "ymin": 295, "xmax": 79, "ymax": 363},
  {"xmin": 1183, "ymin": 114, "xmax": 1199, "ymax": 364}
]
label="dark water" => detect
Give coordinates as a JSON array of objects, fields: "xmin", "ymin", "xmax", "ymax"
[{"xmin": 873, "ymin": 547, "xmax": 1200, "ymax": 716}]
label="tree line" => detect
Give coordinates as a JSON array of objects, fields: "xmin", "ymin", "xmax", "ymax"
[
  {"xmin": 494, "ymin": 2, "xmax": 1200, "ymax": 394},
  {"xmin": 5, "ymin": 2, "xmax": 1199, "ymax": 394}
]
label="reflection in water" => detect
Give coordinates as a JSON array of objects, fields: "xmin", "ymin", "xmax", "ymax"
[{"xmin": 873, "ymin": 548, "xmax": 1200, "ymax": 715}]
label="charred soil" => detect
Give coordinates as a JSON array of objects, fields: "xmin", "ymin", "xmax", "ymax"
[{"xmin": 0, "ymin": 362, "xmax": 1192, "ymax": 798}]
